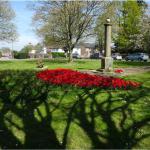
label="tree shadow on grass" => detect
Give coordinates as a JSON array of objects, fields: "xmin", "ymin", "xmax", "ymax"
[
  {"xmin": 0, "ymin": 70, "xmax": 64, "ymax": 149},
  {"xmin": 69, "ymin": 88, "xmax": 150, "ymax": 149},
  {"xmin": 0, "ymin": 70, "xmax": 150, "ymax": 149}
]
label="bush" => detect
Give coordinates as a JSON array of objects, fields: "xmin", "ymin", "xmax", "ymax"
[
  {"xmin": 51, "ymin": 52, "xmax": 65, "ymax": 58},
  {"xmin": 13, "ymin": 51, "xmax": 29, "ymax": 59}
]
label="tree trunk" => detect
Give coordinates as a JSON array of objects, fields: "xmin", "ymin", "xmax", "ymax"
[
  {"xmin": 68, "ymin": 51, "xmax": 72, "ymax": 62},
  {"xmin": 65, "ymin": 52, "xmax": 68, "ymax": 58}
]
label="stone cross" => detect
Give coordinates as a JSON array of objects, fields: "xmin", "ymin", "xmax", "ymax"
[{"xmin": 101, "ymin": 18, "xmax": 113, "ymax": 72}]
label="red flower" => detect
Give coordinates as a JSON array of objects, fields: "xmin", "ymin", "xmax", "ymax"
[
  {"xmin": 115, "ymin": 69, "xmax": 124, "ymax": 73},
  {"xmin": 36, "ymin": 68, "xmax": 141, "ymax": 89}
]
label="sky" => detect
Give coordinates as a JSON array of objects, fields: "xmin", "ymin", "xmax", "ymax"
[
  {"xmin": 0, "ymin": 0, "xmax": 150, "ymax": 51},
  {"xmin": 0, "ymin": 1, "xmax": 40, "ymax": 51}
]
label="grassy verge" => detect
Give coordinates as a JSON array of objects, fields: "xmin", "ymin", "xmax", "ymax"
[
  {"xmin": 0, "ymin": 59, "xmax": 149, "ymax": 70},
  {"xmin": 0, "ymin": 70, "xmax": 149, "ymax": 149}
]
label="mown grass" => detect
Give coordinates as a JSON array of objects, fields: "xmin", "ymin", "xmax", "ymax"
[
  {"xmin": 0, "ymin": 70, "xmax": 150, "ymax": 149},
  {"xmin": 0, "ymin": 58, "xmax": 150, "ymax": 70}
]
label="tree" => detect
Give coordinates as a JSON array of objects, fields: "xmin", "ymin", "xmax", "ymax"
[
  {"xmin": 21, "ymin": 43, "xmax": 33, "ymax": 53},
  {"xmin": 31, "ymin": 1, "xmax": 103, "ymax": 62},
  {"xmin": 21, "ymin": 43, "xmax": 43, "ymax": 53},
  {"xmin": 0, "ymin": 47, "xmax": 11, "ymax": 52},
  {"xmin": 95, "ymin": 1, "xmax": 121, "ymax": 52},
  {"xmin": 115, "ymin": 0, "xmax": 144, "ymax": 52},
  {"xmin": 142, "ymin": 12, "xmax": 150, "ymax": 54},
  {"xmin": 34, "ymin": 43, "xmax": 43, "ymax": 52},
  {"xmin": 0, "ymin": 1, "xmax": 18, "ymax": 42},
  {"xmin": 0, "ymin": 47, "xmax": 12, "ymax": 56},
  {"xmin": 138, "ymin": 0, "xmax": 150, "ymax": 54}
]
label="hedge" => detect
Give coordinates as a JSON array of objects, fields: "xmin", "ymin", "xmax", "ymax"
[
  {"xmin": 51, "ymin": 52, "xmax": 65, "ymax": 58},
  {"xmin": 13, "ymin": 51, "xmax": 29, "ymax": 59}
]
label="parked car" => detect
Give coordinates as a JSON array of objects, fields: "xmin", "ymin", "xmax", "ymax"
[
  {"xmin": 126, "ymin": 53, "xmax": 149, "ymax": 62},
  {"xmin": 90, "ymin": 53, "xmax": 103, "ymax": 59},
  {"xmin": 72, "ymin": 53, "xmax": 80, "ymax": 59},
  {"xmin": 112, "ymin": 53, "xmax": 122, "ymax": 60}
]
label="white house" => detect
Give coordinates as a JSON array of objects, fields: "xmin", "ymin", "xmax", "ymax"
[
  {"xmin": 50, "ymin": 48, "xmax": 64, "ymax": 53},
  {"xmin": 38, "ymin": 43, "xmax": 96, "ymax": 58},
  {"xmin": 72, "ymin": 47, "xmax": 81, "ymax": 55},
  {"xmin": 29, "ymin": 50, "xmax": 36, "ymax": 58},
  {"xmin": 72, "ymin": 43, "xmax": 95, "ymax": 58}
]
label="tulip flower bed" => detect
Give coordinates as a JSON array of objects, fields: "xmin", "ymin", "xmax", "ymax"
[{"xmin": 36, "ymin": 68, "xmax": 140, "ymax": 89}]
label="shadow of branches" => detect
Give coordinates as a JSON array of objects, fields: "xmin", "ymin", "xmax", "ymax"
[
  {"xmin": 0, "ymin": 70, "xmax": 64, "ymax": 149},
  {"xmin": 0, "ymin": 70, "xmax": 149, "ymax": 149}
]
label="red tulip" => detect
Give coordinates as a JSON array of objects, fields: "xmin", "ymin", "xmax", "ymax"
[{"xmin": 36, "ymin": 69, "xmax": 140, "ymax": 89}]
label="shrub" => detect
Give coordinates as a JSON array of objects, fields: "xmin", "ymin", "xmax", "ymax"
[
  {"xmin": 51, "ymin": 52, "xmax": 65, "ymax": 58},
  {"xmin": 13, "ymin": 51, "xmax": 29, "ymax": 59}
]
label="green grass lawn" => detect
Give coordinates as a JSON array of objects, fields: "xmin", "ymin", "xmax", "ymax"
[
  {"xmin": 0, "ymin": 59, "xmax": 150, "ymax": 149},
  {"xmin": 0, "ymin": 58, "xmax": 150, "ymax": 70}
]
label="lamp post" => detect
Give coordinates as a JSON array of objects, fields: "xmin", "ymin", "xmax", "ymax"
[
  {"xmin": 101, "ymin": 18, "xmax": 113, "ymax": 72},
  {"xmin": 11, "ymin": 39, "xmax": 13, "ymax": 51}
]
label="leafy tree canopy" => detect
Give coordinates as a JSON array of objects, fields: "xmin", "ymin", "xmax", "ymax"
[
  {"xmin": 0, "ymin": 1, "xmax": 18, "ymax": 42},
  {"xmin": 31, "ymin": 1, "xmax": 104, "ymax": 62}
]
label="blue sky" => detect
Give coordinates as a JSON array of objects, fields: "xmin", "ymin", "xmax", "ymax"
[{"xmin": 0, "ymin": 1, "xmax": 40, "ymax": 51}]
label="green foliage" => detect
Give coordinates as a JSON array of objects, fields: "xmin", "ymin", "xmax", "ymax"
[
  {"xmin": 21, "ymin": 44, "xmax": 33, "ymax": 53},
  {"xmin": 51, "ymin": 52, "xmax": 65, "ymax": 58},
  {"xmin": 20, "ymin": 43, "xmax": 43, "ymax": 54},
  {"xmin": 32, "ymin": 1, "xmax": 103, "ymax": 62},
  {"xmin": 115, "ymin": 0, "xmax": 143, "ymax": 52},
  {"xmin": 141, "ymin": 14, "xmax": 150, "ymax": 54},
  {"xmin": 143, "ymin": 30, "xmax": 150, "ymax": 53},
  {"xmin": 0, "ymin": 1, "xmax": 18, "ymax": 41},
  {"xmin": 13, "ymin": 51, "xmax": 29, "ymax": 59},
  {"xmin": 34, "ymin": 43, "xmax": 43, "ymax": 52},
  {"xmin": 95, "ymin": 1, "xmax": 121, "ymax": 51}
]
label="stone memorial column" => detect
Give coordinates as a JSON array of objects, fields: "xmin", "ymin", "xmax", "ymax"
[{"xmin": 101, "ymin": 18, "xmax": 113, "ymax": 72}]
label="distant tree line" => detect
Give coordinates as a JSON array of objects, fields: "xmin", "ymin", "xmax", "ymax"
[
  {"xmin": 14, "ymin": 43, "xmax": 43, "ymax": 59},
  {"xmin": 0, "ymin": 44, "xmax": 65, "ymax": 59}
]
